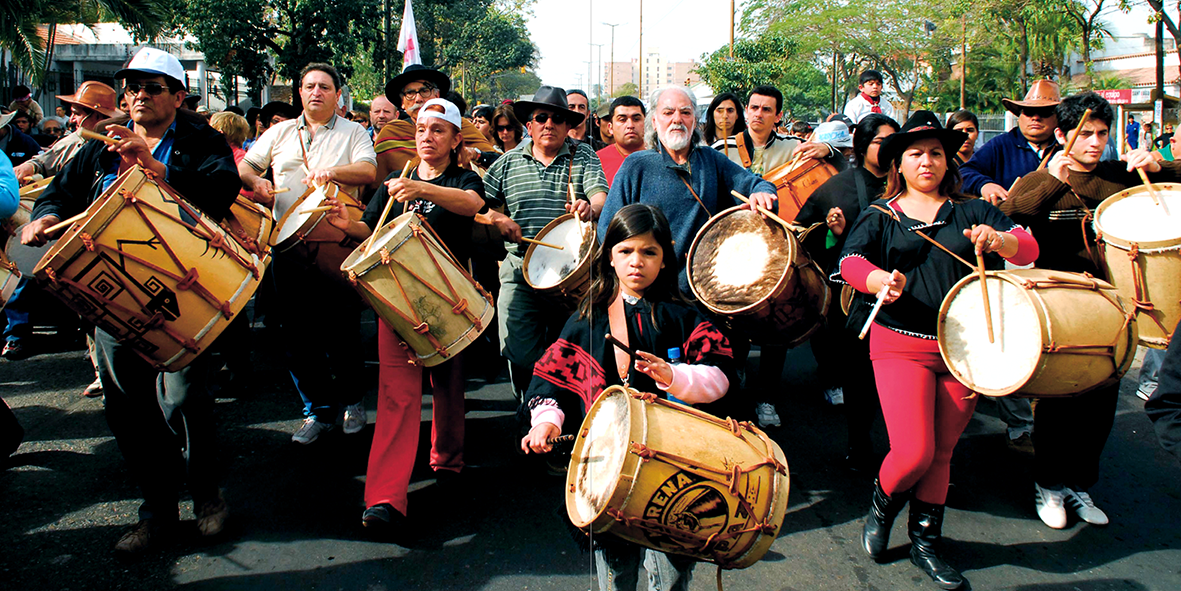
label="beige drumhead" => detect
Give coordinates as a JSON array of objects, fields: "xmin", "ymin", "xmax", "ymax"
[
  {"xmin": 568, "ymin": 388, "xmax": 633, "ymax": 527},
  {"xmin": 939, "ymin": 273, "xmax": 1043, "ymax": 396},
  {"xmin": 524, "ymin": 215, "xmax": 594, "ymax": 289},
  {"xmin": 1094, "ymin": 184, "xmax": 1181, "ymax": 244},
  {"xmin": 273, "ymin": 184, "xmax": 328, "ymax": 246}
]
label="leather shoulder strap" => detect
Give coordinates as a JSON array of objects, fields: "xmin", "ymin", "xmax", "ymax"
[{"xmin": 735, "ymin": 132, "xmax": 753, "ymax": 169}]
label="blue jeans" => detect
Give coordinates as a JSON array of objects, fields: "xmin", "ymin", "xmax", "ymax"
[
  {"xmin": 1139, "ymin": 347, "xmax": 1165, "ymax": 398},
  {"xmin": 3, "ymin": 278, "xmax": 32, "ymax": 343},
  {"xmin": 594, "ymin": 539, "xmax": 695, "ymax": 591}
]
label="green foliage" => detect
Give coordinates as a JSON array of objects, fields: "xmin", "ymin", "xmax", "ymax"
[
  {"xmin": 612, "ymin": 82, "xmax": 639, "ymax": 98},
  {"xmin": 696, "ymin": 32, "xmax": 831, "ymax": 120}
]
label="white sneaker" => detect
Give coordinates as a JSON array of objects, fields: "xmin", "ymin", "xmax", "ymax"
[
  {"xmin": 1035, "ymin": 483, "xmax": 1068, "ymax": 529},
  {"xmin": 292, "ymin": 417, "xmax": 332, "ymax": 444},
  {"xmin": 342, "ymin": 403, "xmax": 367, "ymax": 434},
  {"xmin": 823, "ymin": 387, "xmax": 845, "ymax": 406},
  {"xmin": 1065, "ymin": 488, "xmax": 1109, "ymax": 525},
  {"xmin": 755, "ymin": 402, "xmax": 781, "ymax": 428}
]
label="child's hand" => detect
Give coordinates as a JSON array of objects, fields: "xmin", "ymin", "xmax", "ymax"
[
  {"xmin": 521, "ymin": 422, "xmax": 562, "ymax": 454},
  {"xmin": 635, "ymin": 351, "xmax": 674, "ymax": 387}
]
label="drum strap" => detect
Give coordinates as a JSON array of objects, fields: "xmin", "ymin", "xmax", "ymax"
[
  {"xmin": 854, "ymin": 169, "xmax": 871, "ymax": 211},
  {"xmin": 734, "ymin": 132, "xmax": 754, "ymax": 170},
  {"xmin": 678, "ymin": 176, "xmax": 713, "ymax": 217}
]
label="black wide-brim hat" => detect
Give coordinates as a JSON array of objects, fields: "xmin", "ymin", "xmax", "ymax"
[
  {"xmin": 877, "ymin": 110, "xmax": 968, "ymax": 169},
  {"xmin": 512, "ymin": 86, "xmax": 585, "ymax": 126},
  {"xmin": 385, "ymin": 64, "xmax": 451, "ymax": 102},
  {"xmin": 259, "ymin": 101, "xmax": 300, "ymax": 124}
]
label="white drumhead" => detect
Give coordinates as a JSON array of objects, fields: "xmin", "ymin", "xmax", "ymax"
[
  {"xmin": 941, "ymin": 276, "xmax": 1041, "ymax": 393},
  {"xmin": 1098, "ymin": 193, "xmax": 1181, "ymax": 242},
  {"xmin": 5, "ymin": 228, "xmax": 55, "ymax": 275},
  {"xmin": 571, "ymin": 389, "xmax": 631, "ymax": 523},
  {"xmin": 526, "ymin": 217, "xmax": 591, "ymax": 288},
  {"xmin": 274, "ymin": 184, "xmax": 328, "ymax": 244}
]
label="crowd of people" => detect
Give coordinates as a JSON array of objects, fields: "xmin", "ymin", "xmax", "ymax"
[{"xmin": 3, "ymin": 48, "xmax": 1181, "ymax": 591}]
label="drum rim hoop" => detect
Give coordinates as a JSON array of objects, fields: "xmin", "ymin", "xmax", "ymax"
[
  {"xmin": 565, "ymin": 385, "xmax": 644, "ymax": 529},
  {"xmin": 1094, "ymin": 185, "xmax": 1181, "ymax": 251},
  {"xmin": 523, "ymin": 212, "xmax": 594, "ymax": 292},
  {"xmin": 686, "ymin": 204, "xmax": 800, "ymax": 316}
]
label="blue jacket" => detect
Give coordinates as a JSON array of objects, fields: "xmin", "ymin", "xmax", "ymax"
[
  {"xmin": 0, "ymin": 151, "xmax": 17, "ymax": 218},
  {"xmin": 960, "ymin": 127, "xmax": 1052, "ymax": 196},
  {"xmin": 2, "ymin": 126, "xmax": 42, "ymax": 166},
  {"xmin": 599, "ymin": 143, "xmax": 776, "ymax": 294}
]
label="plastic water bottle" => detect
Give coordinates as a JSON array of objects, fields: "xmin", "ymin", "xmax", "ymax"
[{"xmin": 666, "ymin": 348, "xmax": 685, "ymax": 405}]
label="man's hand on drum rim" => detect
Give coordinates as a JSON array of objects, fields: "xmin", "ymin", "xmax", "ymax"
[
  {"xmin": 250, "ymin": 178, "xmax": 276, "ymax": 206},
  {"xmin": 744, "ymin": 192, "xmax": 778, "ymax": 217},
  {"xmin": 979, "ymin": 182, "xmax": 1008, "ymax": 205},
  {"xmin": 521, "ymin": 422, "xmax": 562, "ymax": 454},
  {"xmin": 566, "ymin": 199, "xmax": 593, "ymax": 222},
  {"xmin": 20, "ymin": 215, "xmax": 61, "ymax": 247}
]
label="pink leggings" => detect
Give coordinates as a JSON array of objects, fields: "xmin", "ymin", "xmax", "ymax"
[
  {"xmin": 364, "ymin": 322, "xmax": 465, "ymax": 514},
  {"xmin": 869, "ymin": 324, "xmax": 977, "ymax": 504}
]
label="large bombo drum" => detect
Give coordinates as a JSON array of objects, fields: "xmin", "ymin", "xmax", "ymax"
[
  {"xmin": 33, "ymin": 166, "xmax": 268, "ymax": 372},
  {"xmin": 341, "ymin": 212, "xmax": 494, "ymax": 366},
  {"xmin": 220, "ymin": 196, "xmax": 274, "ymax": 259},
  {"xmin": 938, "ymin": 269, "xmax": 1137, "ymax": 398},
  {"xmin": 763, "ymin": 158, "xmax": 838, "ymax": 222},
  {"xmin": 566, "ymin": 386, "xmax": 790, "ymax": 569},
  {"xmin": 523, "ymin": 213, "xmax": 595, "ymax": 308},
  {"xmin": 688, "ymin": 206, "xmax": 829, "ymax": 346},
  {"xmin": 1093, "ymin": 184, "xmax": 1181, "ymax": 348}
]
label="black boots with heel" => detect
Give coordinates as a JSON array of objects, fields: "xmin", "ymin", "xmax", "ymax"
[{"xmin": 908, "ymin": 499, "xmax": 968, "ymax": 590}]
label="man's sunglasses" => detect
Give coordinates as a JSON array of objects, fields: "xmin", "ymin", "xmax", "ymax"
[
  {"xmin": 124, "ymin": 82, "xmax": 170, "ymax": 96},
  {"xmin": 532, "ymin": 112, "xmax": 570, "ymax": 126},
  {"xmin": 1021, "ymin": 107, "xmax": 1055, "ymax": 118}
]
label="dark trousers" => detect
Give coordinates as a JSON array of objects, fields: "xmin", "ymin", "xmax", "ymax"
[
  {"xmin": 271, "ymin": 251, "xmax": 363, "ymax": 421},
  {"xmin": 95, "ymin": 327, "xmax": 220, "ymax": 522},
  {"xmin": 810, "ymin": 307, "xmax": 879, "ymax": 454},
  {"xmin": 1034, "ymin": 382, "xmax": 1119, "ymax": 490}
]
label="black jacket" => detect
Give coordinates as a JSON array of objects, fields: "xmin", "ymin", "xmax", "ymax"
[
  {"xmin": 2, "ymin": 126, "xmax": 43, "ymax": 166},
  {"xmin": 33, "ymin": 110, "xmax": 239, "ymax": 223},
  {"xmin": 1147, "ymin": 318, "xmax": 1181, "ymax": 464}
]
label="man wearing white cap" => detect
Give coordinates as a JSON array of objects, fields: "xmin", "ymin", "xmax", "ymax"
[
  {"xmin": 322, "ymin": 98, "xmax": 486, "ymax": 532},
  {"xmin": 239, "ymin": 62, "xmax": 378, "ymax": 445},
  {"xmin": 22, "ymin": 46, "xmax": 239, "ymax": 556}
]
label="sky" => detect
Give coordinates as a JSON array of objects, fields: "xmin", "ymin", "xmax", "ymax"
[{"xmin": 527, "ymin": 0, "xmax": 734, "ymax": 94}]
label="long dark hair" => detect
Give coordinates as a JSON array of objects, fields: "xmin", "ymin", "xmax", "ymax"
[
  {"xmin": 853, "ymin": 114, "xmax": 899, "ymax": 167},
  {"xmin": 579, "ymin": 204, "xmax": 684, "ymax": 319},
  {"xmin": 703, "ymin": 92, "xmax": 746, "ymax": 145}
]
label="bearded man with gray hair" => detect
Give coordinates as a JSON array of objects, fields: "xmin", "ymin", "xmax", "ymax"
[{"xmin": 598, "ymin": 86, "xmax": 777, "ymax": 295}]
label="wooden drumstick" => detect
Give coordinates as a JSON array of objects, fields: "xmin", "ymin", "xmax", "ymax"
[
  {"xmin": 1008, "ymin": 175, "xmax": 1022, "ymax": 192},
  {"xmin": 546, "ymin": 434, "xmax": 575, "ymax": 445},
  {"xmin": 270, "ymin": 187, "xmax": 291, "ymax": 195},
  {"xmin": 364, "ymin": 159, "xmax": 414, "ymax": 253},
  {"xmin": 605, "ymin": 333, "xmax": 637, "ymax": 357},
  {"xmin": 78, "ymin": 128, "xmax": 121, "ymax": 145},
  {"xmin": 44, "ymin": 211, "xmax": 89, "ymax": 235},
  {"xmin": 859, "ymin": 283, "xmax": 890, "ymax": 340},
  {"xmin": 731, "ymin": 190, "xmax": 793, "ymax": 231},
  {"xmin": 521, "ymin": 237, "xmax": 564, "ymax": 250},
  {"xmin": 1136, "ymin": 168, "xmax": 1171, "ymax": 215},
  {"xmin": 299, "ymin": 205, "xmax": 334, "ymax": 215},
  {"xmin": 1038, "ymin": 108, "xmax": 1091, "ymax": 171},
  {"xmin": 977, "ymin": 252, "xmax": 994, "ymax": 343}
]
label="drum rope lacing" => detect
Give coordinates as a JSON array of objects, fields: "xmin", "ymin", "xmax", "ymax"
[{"xmin": 1013, "ymin": 275, "xmax": 1135, "ymax": 377}]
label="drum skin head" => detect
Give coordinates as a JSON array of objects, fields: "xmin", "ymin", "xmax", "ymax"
[
  {"xmin": 940, "ymin": 273, "xmax": 1042, "ymax": 395},
  {"xmin": 524, "ymin": 214, "xmax": 595, "ymax": 290},
  {"xmin": 689, "ymin": 207, "xmax": 792, "ymax": 312},
  {"xmin": 568, "ymin": 388, "xmax": 633, "ymax": 526}
]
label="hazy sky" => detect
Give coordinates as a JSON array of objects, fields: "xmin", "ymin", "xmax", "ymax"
[{"xmin": 528, "ymin": 0, "xmax": 734, "ymax": 94}]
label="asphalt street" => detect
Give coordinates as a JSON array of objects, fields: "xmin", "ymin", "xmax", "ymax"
[{"xmin": 2, "ymin": 313, "xmax": 1179, "ymax": 591}]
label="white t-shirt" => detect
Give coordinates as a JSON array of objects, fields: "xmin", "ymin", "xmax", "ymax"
[{"xmin": 843, "ymin": 93, "xmax": 896, "ymax": 124}]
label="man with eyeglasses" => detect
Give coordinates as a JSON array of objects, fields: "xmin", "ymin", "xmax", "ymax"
[
  {"xmin": 13, "ymin": 81, "xmax": 123, "ymax": 183},
  {"xmin": 565, "ymin": 89, "xmax": 605, "ymax": 150},
  {"xmin": 373, "ymin": 64, "xmax": 497, "ymax": 184},
  {"xmin": 483, "ymin": 85, "xmax": 609, "ymax": 399},
  {"xmin": 22, "ymin": 46, "xmax": 239, "ymax": 556},
  {"xmin": 240, "ymin": 62, "xmax": 378, "ymax": 447}
]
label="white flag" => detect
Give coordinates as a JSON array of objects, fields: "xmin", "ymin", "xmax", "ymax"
[{"xmin": 397, "ymin": 0, "xmax": 421, "ymax": 67}]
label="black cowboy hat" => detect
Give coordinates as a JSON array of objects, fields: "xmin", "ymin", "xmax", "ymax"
[
  {"xmin": 259, "ymin": 101, "xmax": 300, "ymax": 124},
  {"xmin": 877, "ymin": 110, "xmax": 967, "ymax": 168},
  {"xmin": 512, "ymin": 86, "xmax": 585, "ymax": 126},
  {"xmin": 384, "ymin": 64, "xmax": 451, "ymax": 102}
]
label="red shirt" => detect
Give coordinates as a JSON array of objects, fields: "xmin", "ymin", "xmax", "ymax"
[{"xmin": 597, "ymin": 143, "xmax": 635, "ymax": 186}]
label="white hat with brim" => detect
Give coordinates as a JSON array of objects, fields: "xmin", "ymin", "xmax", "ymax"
[
  {"xmin": 115, "ymin": 47, "xmax": 187, "ymax": 89},
  {"xmin": 814, "ymin": 121, "xmax": 853, "ymax": 148},
  {"xmin": 417, "ymin": 98, "xmax": 463, "ymax": 131}
]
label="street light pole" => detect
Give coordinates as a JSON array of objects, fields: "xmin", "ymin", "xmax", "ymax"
[
  {"xmin": 603, "ymin": 22, "xmax": 619, "ymax": 97},
  {"xmin": 592, "ymin": 43, "xmax": 605, "ymax": 106}
]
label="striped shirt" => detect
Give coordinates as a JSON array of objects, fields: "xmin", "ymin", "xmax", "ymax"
[{"xmin": 484, "ymin": 138, "xmax": 608, "ymax": 256}]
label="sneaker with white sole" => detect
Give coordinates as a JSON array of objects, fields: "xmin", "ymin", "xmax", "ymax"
[
  {"xmin": 1065, "ymin": 488, "xmax": 1109, "ymax": 525},
  {"xmin": 755, "ymin": 402, "xmax": 781, "ymax": 428},
  {"xmin": 823, "ymin": 387, "xmax": 845, "ymax": 406},
  {"xmin": 292, "ymin": 417, "xmax": 332, "ymax": 444},
  {"xmin": 342, "ymin": 403, "xmax": 367, "ymax": 434},
  {"xmin": 1035, "ymin": 483, "xmax": 1068, "ymax": 529}
]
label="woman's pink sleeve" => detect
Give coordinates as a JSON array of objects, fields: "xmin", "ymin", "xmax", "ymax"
[
  {"xmin": 841, "ymin": 255, "xmax": 884, "ymax": 294},
  {"xmin": 1005, "ymin": 227, "xmax": 1039, "ymax": 266}
]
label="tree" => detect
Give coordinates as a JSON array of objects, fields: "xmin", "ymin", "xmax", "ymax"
[
  {"xmin": 696, "ymin": 32, "xmax": 831, "ymax": 120},
  {"xmin": 1060, "ymin": 0, "xmax": 1129, "ymax": 88},
  {"xmin": 612, "ymin": 82, "xmax": 639, "ymax": 99}
]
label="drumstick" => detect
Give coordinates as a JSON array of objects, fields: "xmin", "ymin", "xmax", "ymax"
[
  {"xmin": 270, "ymin": 187, "xmax": 290, "ymax": 195},
  {"xmin": 977, "ymin": 252, "xmax": 994, "ymax": 343},
  {"xmin": 44, "ymin": 211, "xmax": 89, "ymax": 235},
  {"xmin": 605, "ymin": 333, "xmax": 637, "ymax": 357},
  {"xmin": 546, "ymin": 434, "xmax": 575, "ymax": 445},
  {"xmin": 363, "ymin": 159, "xmax": 414, "ymax": 253},
  {"xmin": 521, "ymin": 237, "xmax": 564, "ymax": 250},
  {"xmin": 1008, "ymin": 175, "xmax": 1022, "ymax": 192},
  {"xmin": 1038, "ymin": 108, "xmax": 1091, "ymax": 171},
  {"xmin": 1136, "ymin": 168, "xmax": 1171, "ymax": 215},
  {"xmin": 731, "ymin": 190, "xmax": 793, "ymax": 231},
  {"xmin": 859, "ymin": 284, "xmax": 890, "ymax": 340},
  {"xmin": 78, "ymin": 128, "xmax": 121, "ymax": 145},
  {"xmin": 299, "ymin": 205, "xmax": 334, "ymax": 215}
]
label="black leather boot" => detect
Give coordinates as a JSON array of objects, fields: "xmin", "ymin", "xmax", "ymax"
[
  {"xmin": 908, "ymin": 499, "xmax": 967, "ymax": 590},
  {"xmin": 862, "ymin": 478, "xmax": 909, "ymax": 560}
]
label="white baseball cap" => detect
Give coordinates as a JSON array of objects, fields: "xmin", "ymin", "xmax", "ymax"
[
  {"xmin": 115, "ymin": 47, "xmax": 187, "ymax": 88},
  {"xmin": 814, "ymin": 120, "xmax": 853, "ymax": 148},
  {"xmin": 416, "ymin": 98, "xmax": 462, "ymax": 131}
]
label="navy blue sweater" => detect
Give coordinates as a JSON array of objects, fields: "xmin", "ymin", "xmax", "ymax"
[{"xmin": 960, "ymin": 127, "xmax": 1054, "ymax": 196}]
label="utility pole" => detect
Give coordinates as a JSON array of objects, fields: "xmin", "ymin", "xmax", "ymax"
[
  {"xmin": 603, "ymin": 22, "xmax": 619, "ymax": 97},
  {"xmin": 592, "ymin": 43, "xmax": 605, "ymax": 106},
  {"xmin": 730, "ymin": 0, "xmax": 735, "ymax": 59},
  {"xmin": 960, "ymin": 14, "xmax": 966, "ymax": 109},
  {"xmin": 382, "ymin": 0, "xmax": 391, "ymax": 83},
  {"xmin": 588, "ymin": 0, "xmax": 593, "ymax": 94},
  {"xmin": 639, "ymin": 0, "xmax": 643, "ymax": 97}
]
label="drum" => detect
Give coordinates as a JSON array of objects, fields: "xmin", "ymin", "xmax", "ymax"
[
  {"xmin": 341, "ymin": 211, "xmax": 494, "ymax": 366},
  {"xmin": 11, "ymin": 176, "xmax": 53, "ymax": 228},
  {"xmin": 763, "ymin": 158, "xmax": 838, "ymax": 223},
  {"xmin": 522, "ymin": 213, "xmax": 595, "ymax": 308},
  {"xmin": 220, "ymin": 196, "xmax": 274, "ymax": 259},
  {"xmin": 6, "ymin": 179, "xmax": 58, "ymax": 274},
  {"xmin": 566, "ymin": 385, "xmax": 790, "ymax": 569},
  {"xmin": 1093, "ymin": 184, "xmax": 1181, "ymax": 348},
  {"xmin": 0, "ymin": 249, "xmax": 20, "ymax": 309},
  {"xmin": 937, "ymin": 269, "xmax": 1137, "ymax": 398},
  {"xmin": 840, "ymin": 283, "xmax": 855, "ymax": 317},
  {"xmin": 688, "ymin": 206, "xmax": 830, "ymax": 346},
  {"xmin": 270, "ymin": 182, "xmax": 364, "ymax": 285},
  {"xmin": 33, "ymin": 166, "xmax": 268, "ymax": 372}
]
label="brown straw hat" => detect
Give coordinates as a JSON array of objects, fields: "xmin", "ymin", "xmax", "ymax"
[
  {"xmin": 57, "ymin": 81, "xmax": 123, "ymax": 119},
  {"xmin": 1001, "ymin": 80, "xmax": 1062, "ymax": 116}
]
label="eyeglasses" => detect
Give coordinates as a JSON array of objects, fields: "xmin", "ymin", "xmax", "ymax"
[
  {"xmin": 401, "ymin": 85, "xmax": 436, "ymax": 99},
  {"xmin": 1021, "ymin": 107, "xmax": 1055, "ymax": 118},
  {"xmin": 532, "ymin": 113, "xmax": 569, "ymax": 126},
  {"xmin": 124, "ymin": 82, "xmax": 169, "ymax": 96},
  {"xmin": 495, "ymin": 125, "xmax": 516, "ymax": 132}
]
